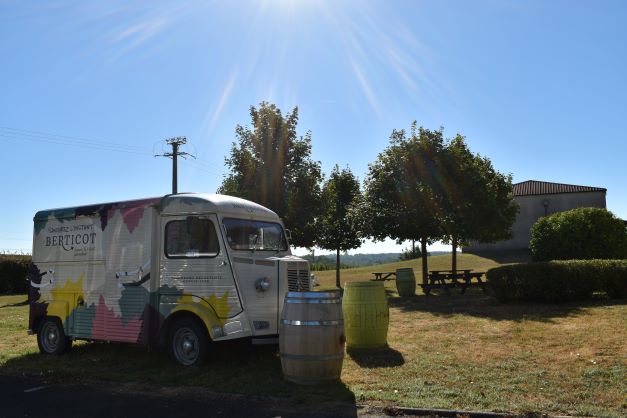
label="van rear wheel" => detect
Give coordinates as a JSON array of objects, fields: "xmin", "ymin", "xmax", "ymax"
[
  {"xmin": 37, "ymin": 317, "xmax": 71, "ymax": 355},
  {"xmin": 169, "ymin": 318, "xmax": 209, "ymax": 366}
]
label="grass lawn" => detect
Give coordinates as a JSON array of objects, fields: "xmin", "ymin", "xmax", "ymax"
[{"xmin": 1, "ymin": 254, "xmax": 625, "ymax": 416}]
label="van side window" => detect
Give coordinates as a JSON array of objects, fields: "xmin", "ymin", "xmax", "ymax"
[{"xmin": 165, "ymin": 218, "xmax": 220, "ymax": 258}]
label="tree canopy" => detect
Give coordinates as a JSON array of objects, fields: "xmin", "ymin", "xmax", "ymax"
[
  {"xmin": 218, "ymin": 102, "xmax": 322, "ymax": 248},
  {"xmin": 364, "ymin": 122, "xmax": 517, "ymax": 279},
  {"xmin": 363, "ymin": 123, "xmax": 446, "ymax": 279},
  {"xmin": 438, "ymin": 134, "xmax": 518, "ymax": 271},
  {"xmin": 317, "ymin": 165, "xmax": 364, "ymax": 288}
]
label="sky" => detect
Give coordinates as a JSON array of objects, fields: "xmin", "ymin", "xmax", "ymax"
[{"xmin": 1, "ymin": 0, "xmax": 626, "ymax": 256}]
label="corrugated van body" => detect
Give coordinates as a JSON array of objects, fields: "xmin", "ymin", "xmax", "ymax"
[
  {"xmin": 29, "ymin": 193, "xmax": 311, "ymax": 353},
  {"xmin": 29, "ymin": 198, "xmax": 159, "ymax": 343}
]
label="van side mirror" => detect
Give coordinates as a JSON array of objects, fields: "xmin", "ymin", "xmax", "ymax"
[{"xmin": 285, "ymin": 229, "xmax": 292, "ymax": 241}]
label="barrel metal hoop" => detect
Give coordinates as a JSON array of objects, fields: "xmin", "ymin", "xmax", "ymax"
[
  {"xmin": 281, "ymin": 319, "xmax": 343, "ymax": 326},
  {"xmin": 280, "ymin": 353, "xmax": 344, "ymax": 361},
  {"xmin": 285, "ymin": 299, "xmax": 341, "ymax": 304}
]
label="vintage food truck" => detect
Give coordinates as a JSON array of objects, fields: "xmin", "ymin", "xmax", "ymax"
[{"xmin": 28, "ymin": 193, "xmax": 311, "ymax": 366}]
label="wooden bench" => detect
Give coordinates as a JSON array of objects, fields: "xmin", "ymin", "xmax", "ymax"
[
  {"xmin": 371, "ymin": 272, "xmax": 396, "ymax": 281},
  {"xmin": 422, "ymin": 270, "xmax": 487, "ymax": 296}
]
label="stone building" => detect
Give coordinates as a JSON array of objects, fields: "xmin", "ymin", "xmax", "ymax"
[{"xmin": 464, "ymin": 180, "xmax": 607, "ymax": 255}]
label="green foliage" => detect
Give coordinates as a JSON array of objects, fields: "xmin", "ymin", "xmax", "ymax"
[
  {"xmin": 440, "ymin": 135, "xmax": 518, "ymax": 246},
  {"xmin": 399, "ymin": 242, "xmax": 422, "ymax": 260},
  {"xmin": 317, "ymin": 166, "xmax": 364, "ymax": 252},
  {"xmin": 529, "ymin": 207, "xmax": 627, "ymax": 261},
  {"xmin": 317, "ymin": 165, "xmax": 364, "ymax": 287},
  {"xmin": 487, "ymin": 260, "xmax": 627, "ymax": 303},
  {"xmin": 363, "ymin": 123, "xmax": 446, "ymax": 277},
  {"xmin": 363, "ymin": 122, "xmax": 517, "ymax": 276},
  {"xmin": 363, "ymin": 123, "xmax": 445, "ymax": 245},
  {"xmin": 0, "ymin": 259, "xmax": 30, "ymax": 294},
  {"xmin": 218, "ymin": 102, "xmax": 323, "ymax": 248}
]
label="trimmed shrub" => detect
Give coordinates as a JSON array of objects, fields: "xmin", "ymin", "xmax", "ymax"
[
  {"xmin": 0, "ymin": 259, "xmax": 31, "ymax": 294},
  {"xmin": 529, "ymin": 207, "xmax": 627, "ymax": 261},
  {"xmin": 487, "ymin": 260, "xmax": 627, "ymax": 303}
]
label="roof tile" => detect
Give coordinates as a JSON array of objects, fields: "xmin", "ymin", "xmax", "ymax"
[{"xmin": 513, "ymin": 180, "xmax": 606, "ymax": 196}]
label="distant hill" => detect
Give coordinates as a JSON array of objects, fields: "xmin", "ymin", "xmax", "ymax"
[
  {"xmin": 301, "ymin": 252, "xmax": 449, "ymax": 268},
  {"xmin": 301, "ymin": 253, "xmax": 400, "ymax": 267}
]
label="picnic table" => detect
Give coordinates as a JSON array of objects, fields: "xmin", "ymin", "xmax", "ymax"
[
  {"xmin": 371, "ymin": 272, "xmax": 396, "ymax": 281},
  {"xmin": 422, "ymin": 269, "xmax": 486, "ymax": 296}
]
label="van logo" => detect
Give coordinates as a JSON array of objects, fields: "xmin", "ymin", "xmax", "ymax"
[{"xmin": 44, "ymin": 224, "xmax": 97, "ymax": 253}]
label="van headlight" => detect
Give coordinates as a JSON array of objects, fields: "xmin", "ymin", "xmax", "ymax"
[{"xmin": 255, "ymin": 277, "xmax": 270, "ymax": 292}]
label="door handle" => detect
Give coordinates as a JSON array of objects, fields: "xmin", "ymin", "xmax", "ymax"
[{"xmin": 219, "ymin": 260, "xmax": 227, "ymax": 267}]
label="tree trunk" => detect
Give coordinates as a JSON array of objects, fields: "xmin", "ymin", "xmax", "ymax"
[
  {"xmin": 420, "ymin": 238, "xmax": 428, "ymax": 285},
  {"xmin": 336, "ymin": 248, "xmax": 341, "ymax": 289},
  {"xmin": 451, "ymin": 236, "xmax": 457, "ymax": 275}
]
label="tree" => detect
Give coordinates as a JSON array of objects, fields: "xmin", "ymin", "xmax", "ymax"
[
  {"xmin": 530, "ymin": 207, "xmax": 627, "ymax": 261},
  {"xmin": 363, "ymin": 123, "xmax": 446, "ymax": 282},
  {"xmin": 439, "ymin": 135, "xmax": 518, "ymax": 273},
  {"xmin": 317, "ymin": 166, "xmax": 364, "ymax": 288},
  {"xmin": 399, "ymin": 241, "xmax": 422, "ymax": 261},
  {"xmin": 218, "ymin": 102, "xmax": 323, "ymax": 248}
]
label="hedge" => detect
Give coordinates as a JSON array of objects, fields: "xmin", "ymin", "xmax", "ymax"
[
  {"xmin": 487, "ymin": 260, "xmax": 627, "ymax": 303},
  {"xmin": 0, "ymin": 259, "xmax": 31, "ymax": 294},
  {"xmin": 529, "ymin": 207, "xmax": 627, "ymax": 261}
]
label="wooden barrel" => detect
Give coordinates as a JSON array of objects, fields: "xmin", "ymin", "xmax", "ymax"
[
  {"xmin": 279, "ymin": 291, "xmax": 345, "ymax": 384},
  {"xmin": 396, "ymin": 268, "xmax": 416, "ymax": 296},
  {"xmin": 342, "ymin": 281, "xmax": 389, "ymax": 349}
]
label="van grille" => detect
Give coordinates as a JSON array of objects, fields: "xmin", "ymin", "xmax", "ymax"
[{"xmin": 287, "ymin": 266, "xmax": 310, "ymax": 291}]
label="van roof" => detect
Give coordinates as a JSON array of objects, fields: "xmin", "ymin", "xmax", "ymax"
[
  {"xmin": 34, "ymin": 193, "xmax": 279, "ymax": 222},
  {"xmin": 160, "ymin": 193, "xmax": 279, "ymax": 219}
]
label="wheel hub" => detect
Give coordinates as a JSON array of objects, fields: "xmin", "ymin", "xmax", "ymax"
[{"xmin": 182, "ymin": 338, "xmax": 194, "ymax": 354}]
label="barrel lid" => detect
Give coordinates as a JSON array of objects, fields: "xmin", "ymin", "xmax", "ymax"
[{"xmin": 285, "ymin": 291, "xmax": 340, "ymax": 299}]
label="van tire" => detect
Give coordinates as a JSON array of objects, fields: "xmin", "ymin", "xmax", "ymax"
[
  {"xmin": 37, "ymin": 317, "xmax": 71, "ymax": 355},
  {"xmin": 168, "ymin": 318, "xmax": 209, "ymax": 366}
]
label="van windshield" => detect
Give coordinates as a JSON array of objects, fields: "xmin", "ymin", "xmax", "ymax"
[{"xmin": 223, "ymin": 218, "xmax": 288, "ymax": 251}]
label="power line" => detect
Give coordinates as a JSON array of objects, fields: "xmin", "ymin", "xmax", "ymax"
[
  {"xmin": 0, "ymin": 127, "xmax": 151, "ymax": 155},
  {"xmin": 1, "ymin": 125, "xmax": 227, "ymax": 176}
]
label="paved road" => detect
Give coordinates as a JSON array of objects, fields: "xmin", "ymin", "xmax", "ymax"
[{"xmin": 0, "ymin": 375, "xmax": 366, "ymax": 418}]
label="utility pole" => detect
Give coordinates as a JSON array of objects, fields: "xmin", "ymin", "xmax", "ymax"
[{"xmin": 155, "ymin": 137, "xmax": 194, "ymax": 194}]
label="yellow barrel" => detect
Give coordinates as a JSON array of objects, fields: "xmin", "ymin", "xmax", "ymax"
[
  {"xmin": 279, "ymin": 291, "xmax": 345, "ymax": 384},
  {"xmin": 342, "ymin": 281, "xmax": 389, "ymax": 349},
  {"xmin": 396, "ymin": 268, "xmax": 416, "ymax": 297}
]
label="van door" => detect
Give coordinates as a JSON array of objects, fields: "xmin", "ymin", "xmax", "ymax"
[
  {"xmin": 159, "ymin": 214, "xmax": 242, "ymax": 331},
  {"xmin": 222, "ymin": 218, "xmax": 287, "ymax": 336}
]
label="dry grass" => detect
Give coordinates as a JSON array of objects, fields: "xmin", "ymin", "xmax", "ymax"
[
  {"xmin": 1, "ymin": 254, "xmax": 625, "ymax": 416},
  {"xmin": 341, "ymin": 293, "xmax": 626, "ymax": 416}
]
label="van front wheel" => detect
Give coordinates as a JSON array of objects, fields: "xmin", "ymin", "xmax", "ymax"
[
  {"xmin": 169, "ymin": 318, "xmax": 209, "ymax": 366},
  {"xmin": 37, "ymin": 317, "xmax": 71, "ymax": 355}
]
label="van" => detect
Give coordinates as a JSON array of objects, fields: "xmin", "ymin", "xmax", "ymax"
[{"xmin": 28, "ymin": 193, "xmax": 311, "ymax": 365}]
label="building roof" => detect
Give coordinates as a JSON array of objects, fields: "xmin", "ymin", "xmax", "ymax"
[{"xmin": 513, "ymin": 180, "xmax": 606, "ymax": 197}]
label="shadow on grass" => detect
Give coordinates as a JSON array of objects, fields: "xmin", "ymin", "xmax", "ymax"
[
  {"xmin": 468, "ymin": 249, "xmax": 532, "ymax": 265},
  {"xmin": 347, "ymin": 345, "xmax": 404, "ymax": 368},
  {"xmin": 388, "ymin": 289, "xmax": 627, "ymax": 323},
  {"xmin": 0, "ymin": 299, "xmax": 28, "ymax": 308},
  {"xmin": 0, "ymin": 339, "xmax": 357, "ymax": 415}
]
